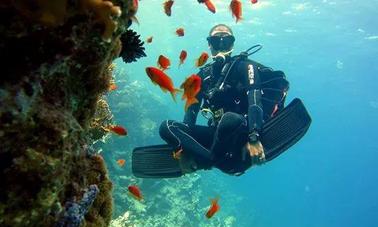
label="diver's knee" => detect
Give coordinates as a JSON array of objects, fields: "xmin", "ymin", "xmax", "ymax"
[
  {"xmin": 159, "ymin": 120, "xmax": 171, "ymax": 138},
  {"xmin": 215, "ymin": 112, "xmax": 246, "ymax": 140},
  {"xmin": 218, "ymin": 112, "xmax": 244, "ymax": 131},
  {"xmin": 221, "ymin": 112, "xmax": 243, "ymax": 122}
]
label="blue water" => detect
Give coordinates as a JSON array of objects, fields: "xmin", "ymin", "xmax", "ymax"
[{"xmin": 106, "ymin": 0, "xmax": 378, "ymax": 226}]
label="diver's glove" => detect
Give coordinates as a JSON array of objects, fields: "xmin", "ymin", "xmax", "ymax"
[{"xmin": 244, "ymin": 131, "xmax": 265, "ymax": 165}]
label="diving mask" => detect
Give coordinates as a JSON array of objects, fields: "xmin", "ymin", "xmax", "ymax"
[{"xmin": 207, "ymin": 34, "xmax": 235, "ymax": 52}]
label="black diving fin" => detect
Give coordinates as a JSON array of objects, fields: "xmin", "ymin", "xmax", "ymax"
[
  {"xmin": 132, "ymin": 98, "xmax": 311, "ymax": 178},
  {"xmin": 260, "ymin": 98, "xmax": 311, "ymax": 161},
  {"xmin": 132, "ymin": 144, "xmax": 182, "ymax": 178}
]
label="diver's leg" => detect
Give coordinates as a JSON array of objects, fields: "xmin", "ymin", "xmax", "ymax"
[
  {"xmin": 189, "ymin": 125, "xmax": 215, "ymax": 149},
  {"xmin": 211, "ymin": 112, "xmax": 248, "ymax": 158},
  {"xmin": 159, "ymin": 120, "xmax": 213, "ymax": 166}
]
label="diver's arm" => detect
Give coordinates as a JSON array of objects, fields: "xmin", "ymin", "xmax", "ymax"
[
  {"xmin": 238, "ymin": 60, "xmax": 266, "ymax": 163},
  {"xmin": 246, "ymin": 76, "xmax": 265, "ymax": 162},
  {"xmin": 183, "ymin": 93, "xmax": 203, "ymax": 128},
  {"xmin": 247, "ymin": 89, "xmax": 263, "ymax": 141},
  {"xmin": 244, "ymin": 63, "xmax": 263, "ymax": 142}
]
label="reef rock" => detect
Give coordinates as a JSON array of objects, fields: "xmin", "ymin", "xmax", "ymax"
[{"xmin": 0, "ymin": 0, "xmax": 140, "ymax": 226}]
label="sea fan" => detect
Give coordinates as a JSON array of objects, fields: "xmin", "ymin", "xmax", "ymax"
[{"xmin": 119, "ymin": 29, "xmax": 146, "ymax": 63}]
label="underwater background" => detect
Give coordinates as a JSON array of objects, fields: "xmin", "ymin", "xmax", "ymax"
[
  {"xmin": 2, "ymin": 0, "xmax": 376, "ymax": 226},
  {"xmin": 104, "ymin": 0, "xmax": 378, "ymax": 226}
]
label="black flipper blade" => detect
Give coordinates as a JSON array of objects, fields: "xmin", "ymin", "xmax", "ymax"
[
  {"xmin": 132, "ymin": 144, "xmax": 182, "ymax": 178},
  {"xmin": 261, "ymin": 98, "xmax": 312, "ymax": 161}
]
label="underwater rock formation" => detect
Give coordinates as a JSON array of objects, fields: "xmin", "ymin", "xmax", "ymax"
[
  {"xmin": 0, "ymin": 0, "xmax": 143, "ymax": 226},
  {"xmin": 89, "ymin": 98, "xmax": 114, "ymax": 142}
]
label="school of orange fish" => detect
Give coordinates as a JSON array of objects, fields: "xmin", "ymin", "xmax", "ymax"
[{"xmin": 107, "ymin": 0, "xmax": 260, "ymax": 219}]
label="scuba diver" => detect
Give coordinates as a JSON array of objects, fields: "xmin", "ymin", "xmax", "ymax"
[{"xmin": 132, "ymin": 24, "xmax": 311, "ymax": 178}]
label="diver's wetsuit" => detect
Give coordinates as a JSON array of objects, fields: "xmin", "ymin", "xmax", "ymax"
[{"xmin": 159, "ymin": 55, "xmax": 289, "ymax": 175}]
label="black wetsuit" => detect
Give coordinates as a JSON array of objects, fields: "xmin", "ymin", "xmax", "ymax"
[{"xmin": 159, "ymin": 55, "xmax": 289, "ymax": 175}]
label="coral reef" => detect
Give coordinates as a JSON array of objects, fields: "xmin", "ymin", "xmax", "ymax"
[
  {"xmin": 109, "ymin": 173, "xmax": 239, "ymax": 227},
  {"xmin": 80, "ymin": 0, "xmax": 122, "ymax": 42},
  {"xmin": 89, "ymin": 98, "xmax": 114, "ymax": 142},
  {"xmin": 0, "ymin": 0, "xmax": 143, "ymax": 226}
]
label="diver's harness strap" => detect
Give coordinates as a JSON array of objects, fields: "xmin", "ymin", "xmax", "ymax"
[
  {"xmin": 200, "ymin": 45, "xmax": 263, "ymax": 128},
  {"xmin": 200, "ymin": 60, "xmax": 233, "ymax": 125}
]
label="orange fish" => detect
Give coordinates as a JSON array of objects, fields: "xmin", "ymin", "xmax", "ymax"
[
  {"xmin": 108, "ymin": 82, "xmax": 117, "ymax": 91},
  {"xmin": 198, "ymin": 0, "xmax": 216, "ymax": 13},
  {"xmin": 205, "ymin": 198, "xmax": 220, "ymax": 219},
  {"xmin": 251, "ymin": 0, "xmax": 258, "ymax": 4},
  {"xmin": 157, "ymin": 55, "xmax": 171, "ymax": 70},
  {"xmin": 180, "ymin": 75, "xmax": 201, "ymax": 111},
  {"xmin": 172, "ymin": 148, "xmax": 183, "ymax": 160},
  {"xmin": 146, "ymin": 36, "xmax": 153, "ymax": 43},
  {"xmin": 195, "ymin": 52, "xmax": 209, "ymax": 67},
  {"xmin": 176, "ymin": 27, "xmax": 184, "ymax": 37},
  {"xmin": 230, "ymin": 0, "xmax": 242, "ymax": 23},
  {"xmin": 117, "ymin": 159, "xmax": 126, "ymax": 167},
  {"xmin": 271, "ymin": 103, "xmax": 279, "ymax": 117},
  {"xmin": 133, "ymin": 0, "xmax": 138, "ymax": 9},
  {"xmin": 128, "ymin": 185, "xmax": 143, "ymax": 201},
  {"xmin": 145, "ymin": 67, "xmax": 181, "ymax": 102},
  {"xmin": 178, "ymin": 50, "xmax": 187, "ymax": 67},
  {"xmin": 104, "ymin": 125, "xmax": 128, "ymax": 136},
  {"xmin": 163, "ymin": 0, "xmax": 174, "ymax": 16}
]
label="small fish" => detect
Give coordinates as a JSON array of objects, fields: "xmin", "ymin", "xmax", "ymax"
[
  {"xmin": 230, "ymin": 0, "xmax": 242, "ymax": 23},
  {"xmin": 117, "ymin": 159, "xmax": 126, "ymax": 167},
  {"xmin": 128, "ymin": 185, "xmax": 143, "ymax": 201},
  {"xmin": 271, "ymin": 103, "xmax": 279, "ymax": 117},
  {"xmin": 145, "ymin": 67, "xmax": 181, "ymax": 102},
  {"xmin": 176, "ymin": 27, "xmax": 185, "ymax": 37},
  {"xmin": 133, "ymin": 0, "xmax": 139, "ymax": 9},
  {"xmin": 180, "ymin": 75, "xmax": 201, "ymax": 111},
  {"xmin": 178, "ymin": 50, "xmax": 187, "ymax": 67},
  {"xmin": 198, "ymin": 0, "xmax": 216, "ymax": 13},
  {"xmin": 157, "ymin": 55, "xmax": 171, "ymax": 70},
  {"xmin": 195, "ymin": 52, "xmax": 209, "ymax": 67},
  {"xmin": 108, "ymin": 82, "xmax": 117, "ymax": 91},
  {"xmin": 103, "ymin": 125, "xmax": 128, "ymax": 136},
  {"xmin": 163, "ymin": 0, "xmax": 174, "ymax": 16},
  {"xmin": 172, "ymin": 148, "xmax": 183, "ymax": 160},
  {"xmin": 146, "ymin": 36, "xmax": 153, "ymax": 43},
  {"xmin": 205, "ymin": 198, "xmax": 220, "ymax": 219},
  {"xmin": 251, "ymin": 0, "xmax": 258, "ymax": 4}
]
